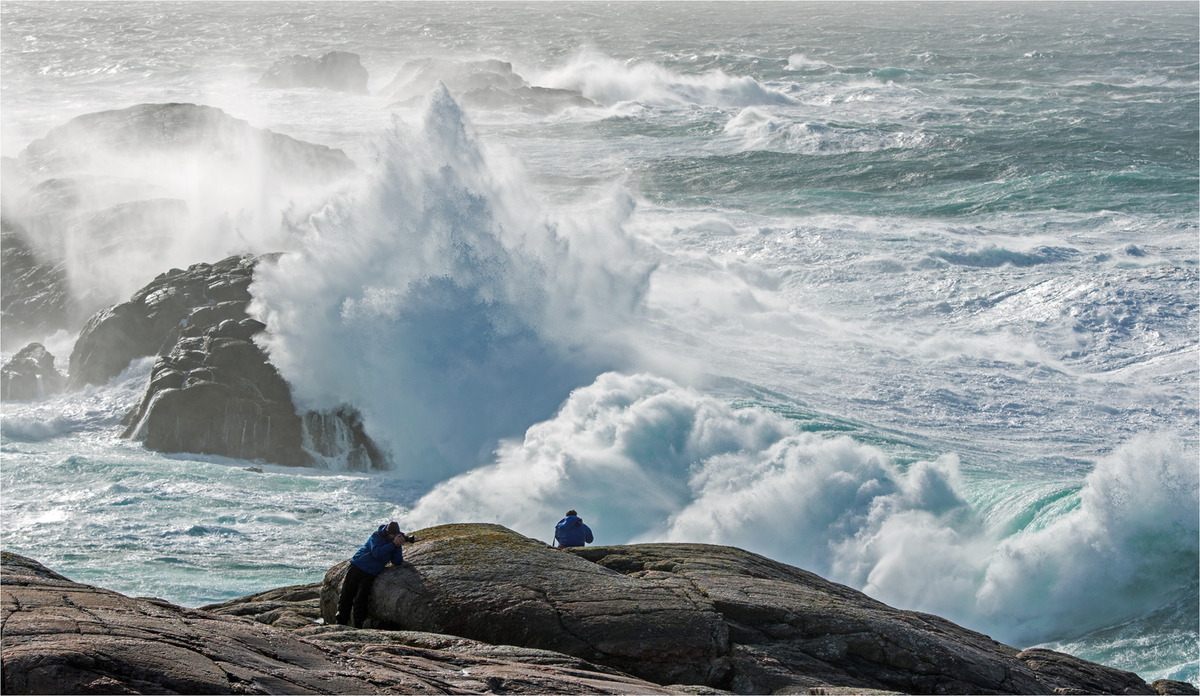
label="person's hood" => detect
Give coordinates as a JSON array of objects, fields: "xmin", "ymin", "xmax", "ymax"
[{"xmin": 556, "ymin": 515, "xmax": 581, "ymax": 529}]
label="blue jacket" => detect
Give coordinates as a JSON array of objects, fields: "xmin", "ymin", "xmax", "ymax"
[
  {"xmin": 554, "ymin": 515, "xmax": 594, "ymax": 548},
  {"xmin": 350, "ymin": 524, "xmax": 404, "ymax": 575}
]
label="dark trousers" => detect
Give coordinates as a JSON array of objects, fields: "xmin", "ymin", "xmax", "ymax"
[{"xmin": 335, "ymin": 563, "xmax": 377, "ymax": 628}]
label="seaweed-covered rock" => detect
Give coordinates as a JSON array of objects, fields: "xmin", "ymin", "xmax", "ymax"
[{"xmin": 320, "ymin": 523, "xmax": 1160, "ymax": 696}]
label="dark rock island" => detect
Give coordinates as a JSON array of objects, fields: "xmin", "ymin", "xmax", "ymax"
[
  {"xmin": 5, "ymin": 524, "xmax": 1194, "ymax": 695},
  {"xmin": 259, "ymin": 51, "xmax": 370, "ymax": 93},
  {"xmin": 0, "ymin": 342, "xmax": 65, "ymax": 401},
  {"xmin": 72, "ymin": 252, "xmax": 387, "ymax": 469}
]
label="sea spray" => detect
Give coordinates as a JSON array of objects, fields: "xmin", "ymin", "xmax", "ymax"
[
  {"xmin": 252, "ymin": 85, "xmax": 652, "ymax": 478},
  {"xmin": 4, "ymin": 104, "xmax": 354, "ymax": 316}
]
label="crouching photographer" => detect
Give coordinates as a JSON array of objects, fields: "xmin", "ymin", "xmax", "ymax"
[{"xmin": 335, "ymin": 521, "xmax": 413, "ymax": 628}]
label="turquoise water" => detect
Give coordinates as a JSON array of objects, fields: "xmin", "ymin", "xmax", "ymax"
[{"xmin": 2, "ymin": 1, "xmax": 1196, "ymax": 685}]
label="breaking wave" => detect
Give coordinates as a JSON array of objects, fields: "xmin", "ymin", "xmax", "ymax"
[
  {"xmin": 535, "ymin": 48, "xmax": 795, "ymax": 109},
  {"xmin": 722, "ymin": 107, "xmax": 935, "ymax": 154},
  {"xmin": 252, "ymin": 86, "xmax": 653, "ymax": 479},
  {"xmin": 405, "ymin": 371, "xmax": 1198, "ymax": 661}
]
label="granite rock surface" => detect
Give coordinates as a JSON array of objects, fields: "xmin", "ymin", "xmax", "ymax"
[
  {"xmin": 318, "ymin": 523, "xmax": 1171, "ymax": 696},
  {"xmin": 0, "ymin": 552, "xmax": 685, "ymax": 695}
]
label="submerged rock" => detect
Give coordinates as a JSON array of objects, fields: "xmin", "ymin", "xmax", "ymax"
[
  {"xmin": 0, "ymin": 342, "xmax": 65, "ymax": 401},
  {"xmin": 1, "ymin": 552, "xmax": 678, "ymax": 695},
  {"xmin": 320, "ymin": 523, "xmax": 1161, "ymax": 696},
  {"xmin": 259, "ymin": 51, "xmax": 370, "ymax": 93}
]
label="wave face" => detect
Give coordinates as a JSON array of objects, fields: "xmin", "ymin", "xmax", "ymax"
[{"xmin": 1, "ymin": 1, "xmax": 1196, "ymax": 687}]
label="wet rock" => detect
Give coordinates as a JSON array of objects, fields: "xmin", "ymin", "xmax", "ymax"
[
  {"xmin": 260, "ymin": 52, "xmax": 369, "ymax": 93},
  {"xmin": 1, "ymin": 552, "xmax": 680, "ymax": 695},
  {"xmin": 0, "ymin": 218, "xmax": 74, "ymax": 348},
  {"xmin": 69, "ymin": 254, "xmax": 259, "ymax": 389},
  {"xmin": 65, "ymin": 252, "xmax": 387, "ymax": 468},
  {"xmin": 320, "ymin": 523, "xmax": 1160, "ymax": 695},
  {"xmin": 1, "ymin": 342, "xmax": 66, "ymax": 401},
  {"xmin": 3, "ymin": 104, "xmax": 358, "ymax": 331},
  {"xmin": 1016, "ymin": 648, "xmax": 1165, "ymax": 695},
  {"xmin": 119, "ymin": 307, "xmax": 311, "ymax": 466}
]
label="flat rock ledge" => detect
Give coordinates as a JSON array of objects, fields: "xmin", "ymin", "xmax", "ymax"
[{"xmin": 0, "ymin": 552, "xmax": 683, "ymax": 695}]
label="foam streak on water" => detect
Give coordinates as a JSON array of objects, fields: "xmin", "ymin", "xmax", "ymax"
[{"xmin": 1, "ymin": 1, "xmax": 1196, "ymax": 686}]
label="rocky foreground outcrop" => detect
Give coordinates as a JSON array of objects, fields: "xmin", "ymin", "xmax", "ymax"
[
  {"xmin": 316, "ymin": 524, "xmax": 1190, "ymax": 696},
  {"xmin": 0, "ymin": 552, "xmax": 678, "ymax": 695},
  {"xmin": 3, "ymin": 528, "xmax": 1196, "ymax": 696}
]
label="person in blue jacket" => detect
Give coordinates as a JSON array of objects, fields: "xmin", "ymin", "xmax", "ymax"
[
  {"xmin": 553, "ymin": 509, "xmax": 594, "ymax": 548},
  {"xmin": 336, "ymin": 521, "xmax": 410, "ymax": 627}
]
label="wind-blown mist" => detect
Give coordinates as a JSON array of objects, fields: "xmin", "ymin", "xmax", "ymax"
[
  {"xmin": 252, "ymin": 86, "xmax": 651, "ymax": 478},
  {"xmin": 2, "ymin": 103, "xmax": 355, "ymax": 319},
  {"xmin": 405, "ymin": 371, "xmax": 1198, "ymax": 651}
]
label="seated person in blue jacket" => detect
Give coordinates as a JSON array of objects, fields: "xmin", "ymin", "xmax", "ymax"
[
  {"xmin": 336, "ymin": 521, "xmax": 413, "ymax": 627},
  {"xmin": 553, "ymin": 509, "xmax": 594, "ymax": 548}
]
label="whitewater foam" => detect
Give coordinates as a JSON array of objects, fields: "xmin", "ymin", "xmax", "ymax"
[
  {"xmin": 535, "ymin": 48, "xmax": 795, "ymax": 110},
  {"xmin": 405, "ymin": 371, "xmax": 1197, "ymax": 655}
]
